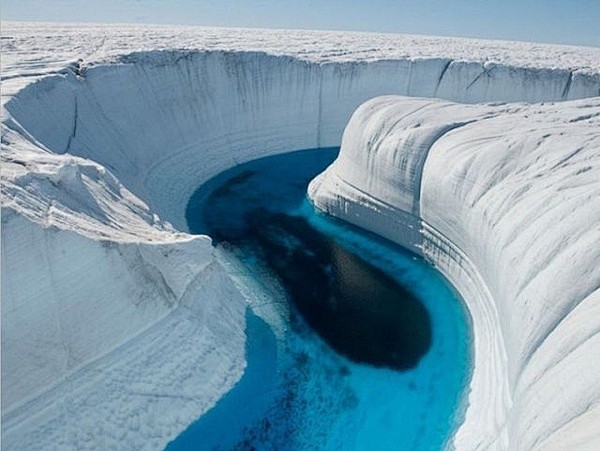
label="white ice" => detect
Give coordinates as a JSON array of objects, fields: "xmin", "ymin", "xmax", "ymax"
[
  {"xmin": 309, "ymin": 96, "xmax": 600, "ymax": 450},
  {"xmin": 1, "ymin": 21, "xmax": 599, "ymax": 450}
]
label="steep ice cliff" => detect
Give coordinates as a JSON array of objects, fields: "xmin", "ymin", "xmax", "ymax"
[
  {"xmin": 2, "ymin": 22, "xmax": 600, "ymax": 449},
  {"xmin": 309, "ymin": 97, "xmax": 600, "ymax": 450},
  {"xmin": 1, "ymin": 127, "xmax": 250, "ymax": 449}
]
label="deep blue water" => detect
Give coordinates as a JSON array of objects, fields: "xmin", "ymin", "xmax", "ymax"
[{"xmin": 168, "ymin": 148, "xmax": 472, "ymax": 450}]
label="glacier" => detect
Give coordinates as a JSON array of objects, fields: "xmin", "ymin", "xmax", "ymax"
[{"xmin": 1, "ymin": 21, "xmax": 599, "ymax": 450}]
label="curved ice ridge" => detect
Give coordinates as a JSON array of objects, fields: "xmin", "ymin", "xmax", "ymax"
[
  {"xmin": 2, "ymin": 23, "xmax": 600, "ymax": 450},
  {"xmin": 309, "ymin": 97, "xmax": 600, "ymax": 450}
]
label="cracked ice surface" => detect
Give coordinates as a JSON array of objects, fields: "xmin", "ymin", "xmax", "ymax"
[{"xmin": 2, "ymin": 21, "xmax": 600, "ymax": 450}]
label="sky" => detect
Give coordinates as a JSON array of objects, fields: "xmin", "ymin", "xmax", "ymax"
[{"xmin": 3, "ymin": 0, "xmax": 600, "ymax": 47}]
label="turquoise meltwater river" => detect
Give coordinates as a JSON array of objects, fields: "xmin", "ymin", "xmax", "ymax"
[{"xmin": 168, "ymin": 148, "xmax": 472, "ymax": 450}]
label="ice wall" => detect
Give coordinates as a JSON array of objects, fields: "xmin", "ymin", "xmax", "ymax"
[
  {"xmin": 2, "ymin": 26, "xmax": 600, "ymax": 449},
  {"xmin": 309, "ymin": 96, "xmax": 600, "ymax": 450},
  {"xmin": 5, "ymin": 51, "xmax": 600, "ymax": 233},
  {"xmin": 1, "ymin": 128, "xmax": 249, "ymax": 449}
]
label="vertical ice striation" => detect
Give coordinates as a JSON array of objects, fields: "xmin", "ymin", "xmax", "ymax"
[
  {"xmin": 4, "ymin": 51, "xmax": 600, "ymax": 232},
  {"xmin": 309, "ymin": 96, "xmax": 600, "ymax": 450}
]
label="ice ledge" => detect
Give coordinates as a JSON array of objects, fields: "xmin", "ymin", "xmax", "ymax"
[{"xmin": 309, "ymin": 96, "xmax": 600, "ymax": 449}]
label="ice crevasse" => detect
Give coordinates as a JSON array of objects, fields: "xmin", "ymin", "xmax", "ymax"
[{"xmin": 1, "ymin": 22, "xmax": 600, "ymax": 450}]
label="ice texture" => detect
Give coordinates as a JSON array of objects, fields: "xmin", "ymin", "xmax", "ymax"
[
  {"xmin": 309, "ymin": 96, "xmax": 600, "ymax": 450},
  {"xmin": 2, "ymin": 21, "xmax": 599, "ymax": 449}
]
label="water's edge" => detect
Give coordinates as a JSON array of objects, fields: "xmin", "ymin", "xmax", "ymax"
[{"xmin": 169, "ymin": 148, "xmax": 472, "ymax": 450}]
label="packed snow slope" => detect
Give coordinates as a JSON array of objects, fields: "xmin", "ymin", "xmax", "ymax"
[
  {"xmin": 2, "ymin": 22, "xmax": 600, "ymax": 450},
  {"xmin": 309, "ymin": 97, "xmax": 600, "ymax": 450}
]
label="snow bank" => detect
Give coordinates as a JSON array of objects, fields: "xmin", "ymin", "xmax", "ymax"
[
  {"xmin": 2, "ymin": 22, "xmax": 600, "ymax": 449},
  {"xmin": 309, "ymin": 96, "xmax": 600, "ymax": 449}
]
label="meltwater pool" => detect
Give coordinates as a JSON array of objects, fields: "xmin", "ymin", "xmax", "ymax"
[{"xmin": 168, "ymin": 148, "xmax": 472, "ymax": 450}]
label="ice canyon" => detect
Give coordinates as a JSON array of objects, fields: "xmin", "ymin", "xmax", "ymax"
[{"xmin": 2, "ymin": 22, "xmax": 599, "ymax": 450}]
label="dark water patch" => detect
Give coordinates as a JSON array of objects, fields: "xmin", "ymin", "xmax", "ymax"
[{"xmin": 248, "ymin": 210, "xmax": 431, "ymax": 370}]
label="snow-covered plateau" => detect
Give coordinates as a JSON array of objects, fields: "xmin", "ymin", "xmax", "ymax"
[{"xmin": 1, "ymin": 22, "xmax": 599, "ymax": 450}]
